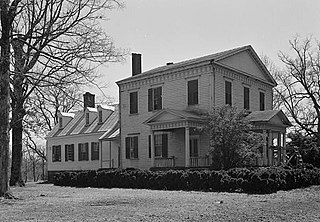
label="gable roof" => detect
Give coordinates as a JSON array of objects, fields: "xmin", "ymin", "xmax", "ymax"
[
  {"xmin": 247, "ymin": 110, "xmax": 291, "ymax": 126},
  {"xmin": 117, "ymin": 45, "xmax": 277, "ymax": 86},
  {"xmin": 46, "ymin": 105, "xmax": 119, "ymax": 138}
]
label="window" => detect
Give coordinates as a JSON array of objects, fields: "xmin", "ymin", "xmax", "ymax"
[
  {"xmin": 78, "ymin": 143, "xmax": 89, "ymax": 161},
  {"xmin": 148, "ymin": 87, "xmax": 162, "ymax": 111},
  {"xmin": 260, "ymin": 92, "xmax": 265, "ymax": 111},
  {"xmin": 190, "ymin": 138, "xmax": 198, "ymax": 157},
  {"xmin": 129, "ymin": 91, "xmax": 138, "ymax": 114},
  {"xmin": 154, "ymin": 134, "xmax": 168, "ymax": 157},
  {"xmin": 59, "ymin": 117, "xmax": 63, "ymax": 128},
  {"xmin": 52, "ymin": 145, "xmax": 61, "ymax": 162},
  {"xmin": 85, "ymin": 113, "xmax": 89, "ymax": 125},
  {"xmin": 125, "ymin": 136, "xmax": 138, "ymax": 159},
  {"xmin": 188, "ymin": 79, "xmax": 198, "ymax": 105},
  {"xmin": 65, "ymin": 144, "xmax": 74, "ymax": 161},
  {"xmin": 225, "ymin": 81, "xmax": 232, "ymax": 106},
  {"xmin": 244, "ymin": 87, "xmax": 250, "ymax": 110},
  {"xmin": 98, "ymin": 110, "xmax": 102, "ymax": 123},
  {"xmin": 148, "ymin": 135, "xmax": 151, "ymax": 158},
  {"xmin": 91, "ymin": 142, "xmax": 99, "ymax": 160}
]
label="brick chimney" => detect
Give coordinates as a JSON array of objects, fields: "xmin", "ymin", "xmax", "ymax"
[
  {"xmin": 83, "ymin": 92, "xmax": 95, "ymax": 109},
  {"xmin": 132, "ymin": 53, "xmax": 142, "ymax": 76}
]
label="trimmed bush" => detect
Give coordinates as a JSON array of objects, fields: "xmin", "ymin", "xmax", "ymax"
[{"xmin": 53, "ymin": 166, "xmax": 320, "ymax": 194}]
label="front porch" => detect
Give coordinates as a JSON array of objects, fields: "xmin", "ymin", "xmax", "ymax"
[{"xmin": 144, "ymin": 109, "xmax": 210, "ymax": 168}]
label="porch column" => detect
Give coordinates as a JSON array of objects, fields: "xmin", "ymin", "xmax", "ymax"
[
  {"xmin": 277, "ymin": 132, "xmax": 281, "ymax": 165},
  {"xmin": 262, "ymin": 130, "xmax": 267, "ymax": 166},
  {"xmin": 268, "ymin": 130, "xmax": 273, "ymax": 166},
  {"xmin": 283, "ymin": 132, "xmax": 287, "ymax": 163},
  {"xmin": 185, "ymin": 127, "xmax": 190, "ymax": 167},
  {"xmin": 151, "ymin": 131, "xmax": 155, "ymax": 167}
]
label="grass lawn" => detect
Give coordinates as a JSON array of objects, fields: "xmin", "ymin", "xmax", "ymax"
[{"xmin": 1, "ymin": 183, "xmax": 320, "ymax": 221}]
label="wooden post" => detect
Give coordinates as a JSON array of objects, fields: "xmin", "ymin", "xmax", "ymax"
[
  {"xmin": 268, "ymin": 130, "xmax": 273, "ymax": 166},
  {"xmin": 185, "ymin": 127, "xmax": 190, "ymax": 167},
  {"xmin": 151, "ymin": 131, "xmax": 155, "ymax": 167},
  {"xmin": 262, "ymin": 130, "xmax": 267, "ymax": 166}
]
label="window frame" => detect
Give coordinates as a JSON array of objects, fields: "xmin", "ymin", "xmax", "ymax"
[
  {"xmin": 129, "ymin": 91, "xmax": 138, "ymax": 114},
  {"xmin": 244, "ymin": 86, "xmax": 250, "ymax": 110},
  {"xmin": 52, "ymin": 145, "xmax": 61, "ymax": 162},
  {"xmin": 154, "ymin": 134, "xmax": 168, "ymax": 158},
  {"xmin": 78, "ymin": 143, "xmax": 89, "ymax": 161},
  {"xmin": 225, "ymin": 81, "xmax": 232, "ymax": 106},
  {"xmin": 65, "ymin": 144, "xmax": 74, "ymax": 161},
  {"xmin": 187, "ymin": 79, "xmax": 199, "ymax": 106},
  {"xmin": 91, "ymin": 142, "xmax": 99, "ymax": 161},
  {"xmin": 259, "ymin": 91, "xmax": 265, "ymax": 111},
  {"xmin": 125, "ymin": 136, "xmax": 139, "ymax": 159},
  {"xmin": 148, "ymin": 86, "xmax": 162, "ymax": 112},
  {"xmin": 98, "ymin": 110, "xmax": 103, "ymax": 123},
  {"xmin": 85, "ymin": 113, "xmax": 90, "ymax": 125}
]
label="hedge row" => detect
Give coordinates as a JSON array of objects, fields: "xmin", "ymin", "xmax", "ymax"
[{"xmin": 53, "ymin": 166, "xmax": 320, "ymax": 194}]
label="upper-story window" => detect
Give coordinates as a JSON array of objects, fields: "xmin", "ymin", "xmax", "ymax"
[
  {"xmin": 85, "ymin": 113, "xmax": 89, "ymax": 125},
  {"xmin": 225, "ymin": 81, "xmax": 232, "ymax": 106},
  {"xmin": 130, "ymin": 91, "xmax": 138, "ymax": 114},
  {"xmin": 244, "ymin": 87, "xmax": 250, "ymax": 110},
  {"xmin": 148, "ymin": 87, "xmax": 162, "ymax": 111},
  {"xmin": 59, "ymin": 117, "xmax": 63, "ymax": 128},
  {"xmin": 187, "ymin": 79, "xmax": 198, "ymax": 105},
  {"xmin": 65, "ymin": 144, "xmax": 74, "ymax": 161},
  {"xmin": 52, "ymin": 145, "xmax": 61, "ymax": 162},
  {"xmin": 260, "ymin": 92, "xmax": 265, "ymax": 111},
  {"xmin": 98, "ymin": 110, "xmax": 103, "ymax": 123}
]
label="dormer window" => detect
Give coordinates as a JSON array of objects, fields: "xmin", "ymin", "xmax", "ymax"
[
  {"xmin": 98, "ymin": 110, "xmax": 103, "ymax": 123},
  {"xmin": 59, "ymin": 117, "xmax": 63, "ymax": 128},
  {"xmin": 85, "ymin": 113, "xmax": 90, "ymax": 125}
]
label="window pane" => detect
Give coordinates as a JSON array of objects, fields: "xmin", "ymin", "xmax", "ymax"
[
  {"xmin": 154, "ymin": 87, "xmax": 162, "ymax": 110},
  {"xmin": 244, "ymin": 87, "xmax": 250, "ymax": 110},
  {"xmin": 260, "ymin": 92, "xmax": 265, "ymax": 111},
  {"xmin": 188, "ymin": 80, "xmax": 198, "ymax": 105},
  {"xmin": 225, "ymin": 81, "xmax": 232, "ymax": 106},
  {"xmin": 130, "ymin": 92, "xmax": 138, "ymax": 114}
]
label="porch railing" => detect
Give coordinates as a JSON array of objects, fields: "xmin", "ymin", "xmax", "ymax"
[
  {"xmin": 154, "ymin": 156, "xmax": 176, "ymax": 168},
  {"xmin": 190, "ymin": 156, "xmax": 210, "ymax": 167}
]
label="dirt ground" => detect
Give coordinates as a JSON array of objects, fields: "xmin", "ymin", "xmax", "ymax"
[{"xmin": 1, "ymin": 183, "xmax": 320, "ymax": 222}]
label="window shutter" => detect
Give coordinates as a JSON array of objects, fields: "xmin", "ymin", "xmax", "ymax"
[
  {"xmin": 85, "ymin": 143, "xmax": 89, "ymax": 160},
  {"xmin": 155, "ymin": 87, "xmax": 162, "ymax": 110},
  {"xmin": 52, "ymin": 146, "xmax": 55, "ymax": 162},
  {"xmin": 133, "ymin": 136, "xmax": 139, "ymax": 159},
  {"xmin": 225, "ymin": 81, "xmax": 232, "ymax": 106},
  {"xmin": 125, "ymin": 137, "xmax": 130, "ymax": 159},
  {"xmin": 65, "ymin": 145, "xmax": 68, "ymax": 161},
  {"xmin": 78, "ymin": 144, "xmax": 81, "ymax": 161},
  {"xmin": 57, "ymin": 145, "xmax": 61, "ymax": 161},
  {"xmin": 91, "ymin": 142, "xmax": 94, "ymax": 160},
  {"xmin": 162, "ymin": 134, "xmax": 168, "ymax": 158},
  {"xmin": 71, "ymin": 144, "xmax": 74, "ymax": 161},
  {"xmin": 148, "ymin": 88, "xmax": 153, "ymax": 111},
  {"xmin": 148, "ymin": 135, "xmax": 151, "ymax": 158}
]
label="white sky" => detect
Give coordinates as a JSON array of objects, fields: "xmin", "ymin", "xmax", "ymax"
[{"xmin": 93, "ymin": 0, "xmax": 320, "ymax": 103}]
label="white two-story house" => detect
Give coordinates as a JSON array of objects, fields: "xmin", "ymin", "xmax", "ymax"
[
  {"xmin": 46, "ymin": 92, "xmax": 120, "ymax": 181},
  {"xmin": 117, "ymin": 46, "xmax": 291, "ymax": 169}
]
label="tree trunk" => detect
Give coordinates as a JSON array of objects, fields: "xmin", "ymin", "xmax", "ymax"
[
  {"xmin": 0, "ymin": 0, "xmax": 12, "ymax": 197},
  {"xmin": 10, "ymin": 38, "xmax": 26, "ymax": 187},
  {"xmin": 10, "ymin": 107, "xmax": 26, "ymax": 186}
]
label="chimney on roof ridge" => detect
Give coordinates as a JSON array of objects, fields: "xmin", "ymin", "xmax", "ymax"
[
  {"xmin": 83, "ymin": 92, "xmax": 95, "ymax": 110},
  {"xmin": 132, "ymin": 53, "xmax": 142, "ymax": 76},
  {"xmin": 166, "ymin": 62, "xmax": 174, "ymax": 65}
]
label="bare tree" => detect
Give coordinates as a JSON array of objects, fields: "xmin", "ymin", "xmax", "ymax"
[
  {"xmin": 9, "ymin": 0, "xmax": 126, "ymax": 186},
  {"xmin": 274, "ymin": 37, "xmax": 320, "ymax": 145},
  {"xmin": 0, "ymin": 0, "xmax": 20, "ymax": 198}
]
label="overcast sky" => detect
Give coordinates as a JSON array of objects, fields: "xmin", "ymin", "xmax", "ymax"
[{"xmin": 94, "ymin": 0, "xmax": 320, "ymax": 103}]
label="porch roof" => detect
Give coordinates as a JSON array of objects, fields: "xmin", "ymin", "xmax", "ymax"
[
  {"xmin": 143, "ymin": 109, "xmax": 204, "ymax": 130},
  {"xmin": 247, "ymin": 110, "xmax": 292, "ymax": 128}
]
